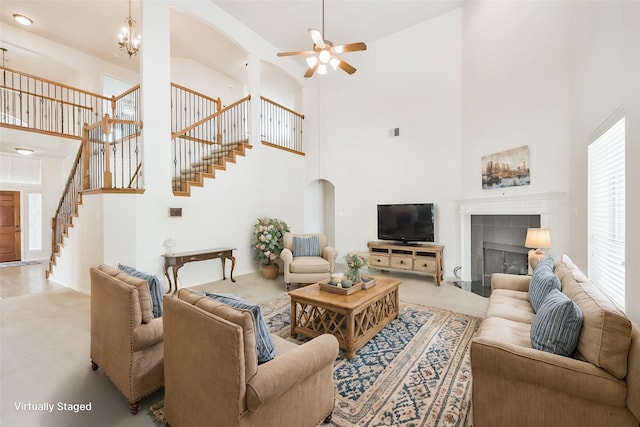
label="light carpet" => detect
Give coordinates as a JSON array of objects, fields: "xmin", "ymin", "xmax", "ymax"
[{"xmin": 150, "ymin": 294, "xmax": 480, "ymax": 426}]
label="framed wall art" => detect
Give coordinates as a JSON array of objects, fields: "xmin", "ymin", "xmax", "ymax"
[{"xmin": 481, "ymin": 145, "xmax": 530, "ymax": 190}]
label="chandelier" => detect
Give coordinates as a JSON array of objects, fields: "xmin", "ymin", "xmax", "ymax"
[{"xmin": 118, "ymin": 0, "xmax": 141, "ymax": 58}]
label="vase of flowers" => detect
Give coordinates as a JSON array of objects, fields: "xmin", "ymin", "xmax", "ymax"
[
  {"xmin": 344, "ymin": 251, "xmax": 368, "ymax": 283},
  {"xmin": 252, "ymin": 217, "xmax": 290, "ymax": 279}
]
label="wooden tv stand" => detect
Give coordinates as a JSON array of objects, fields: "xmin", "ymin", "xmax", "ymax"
[{"xmin": 367, "ymin": 241, "xmax": 444, "ymax": 285}]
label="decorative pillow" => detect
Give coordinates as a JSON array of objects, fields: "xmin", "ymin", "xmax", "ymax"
[
  {"xmin": 205, "ymin": 292, "xmax": 275, "ymax": 364},
  {"xmin": 561, "ymin": 254, "xmax": 589, "ymax": 283},
  {"xmin": 530, "ymin": 288, "xmax": 583, "ymax": 356},
  {"xmin": 119, "ymin": 264, "xmax": 163, "ymax": 318},
  {"xmin": 528, "ymin": 257, "xmax": 560, "ymax": 313},
  {"xmin": 293, "ymin": 235, "xmax": 321, "ymax": 257}
]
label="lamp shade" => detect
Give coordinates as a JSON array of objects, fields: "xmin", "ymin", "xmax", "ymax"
[{"xmin": 525, "ymin": 228, "xmax": 552, "ymax": 249}]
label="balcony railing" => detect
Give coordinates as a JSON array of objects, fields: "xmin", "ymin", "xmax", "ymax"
[
  {"xmin": 1, "ymin": 66, "xmax": 108, "ymax": 138},
  {"xmin": 260, "ymin": 96, "xmax": 304, "ymax": 154}
]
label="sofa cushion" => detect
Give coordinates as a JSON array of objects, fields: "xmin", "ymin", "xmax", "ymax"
[
  {"xmin": 99, "ymin": 264, "xmax": 154, "ymax": 324},
  {"xmin": 528, "ymin": 257, "xmax": 561, "ymax": 313},
  {"xmin": 118, "ymin": 264, "xmax": 163, "ymax": 318},
  {"xmin": 487, "ymin": 289, "xmax": 536, "ymax": 324},
  {"xmin": 476, "ymin": 316, "xmax": 533, "ymax": 348},
  {"xmin": 293, "ymin": 235, "xmax": 321, "ymax": 257},
  {"xmin": 205, "ymin": 293, "xmax": 275, "ymax": 364},
  {"xmin": 530, "ymin": 288, "xmax": 583, "ymax": 356},
  {"xmin": 290, "ymin": 256, "xmax": 330, "ymax": 274},
  {"xmin": 557, "ymin": 261, "xmax": 632, "ymax": 379}
]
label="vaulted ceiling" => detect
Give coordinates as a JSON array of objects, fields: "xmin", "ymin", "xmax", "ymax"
[{"xmin": 0, "ymin": 0, "xmax": 466, "ymax": 83}]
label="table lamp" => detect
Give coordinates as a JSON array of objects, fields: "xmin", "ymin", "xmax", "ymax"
[{"xmin": 525, "ymin": 228, "xmax": 552, "ymax": 274}]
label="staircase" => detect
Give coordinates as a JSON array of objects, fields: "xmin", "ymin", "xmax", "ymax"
[
  {"xmin": 172, "ymin": 140, "xmax": 252, "ymax": 196},
  {"xmin": 170, "ymin": 94, "xmax": 253, "ymax": 196},
  {"xmin": 1, "ymin": 66, "xmax": 305, "ymax": 277}
]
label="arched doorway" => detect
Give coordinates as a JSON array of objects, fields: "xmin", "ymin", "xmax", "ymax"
[{"xmin": 304, "ymin": 179, "xmax": 335, "ymax": 248}]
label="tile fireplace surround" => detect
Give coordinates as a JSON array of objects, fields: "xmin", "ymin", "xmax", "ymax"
[{"xmin": 458, "ymin": 192, "xmax": 566, "ymax": 283}]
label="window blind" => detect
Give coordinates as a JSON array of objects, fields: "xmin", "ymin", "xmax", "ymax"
[{"xmin": 588, "ymin": 116, "xmax": 625, "ymax": 311}]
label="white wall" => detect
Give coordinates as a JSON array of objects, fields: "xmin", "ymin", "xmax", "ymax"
[
  {"xmin": 461, "ymin": 1, "xmax": 572, "ymax": 199},
  {"xmin": 568, "ymin": 1, "xmax": 640, "ymax": 323},
  {"xmin": 309, "ymin": 10, "xmax": 462, "ymax": 274},
  {"xmin": 460, "ymin": 0, "xmax": 639, "ymax": 322},
  {"xmin": 171, "ymin": 57, "xmax": 244, "ymax": 103},
  {"xmin": 49, "ymin": 195, "xmax": 104, "ymax": 293}
]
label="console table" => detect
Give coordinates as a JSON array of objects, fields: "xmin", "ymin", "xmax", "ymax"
[
  {"xmin": 367, "ymin": 241, "xmax": 444, "ymax": 285},
  {"xmin": 163, "ymin": 247, "xmax": 236, "ymax": 294}
]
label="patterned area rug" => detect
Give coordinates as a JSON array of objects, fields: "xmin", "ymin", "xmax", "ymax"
[{"xmin": 149, "ymin": 295, "xmax": 481, "ymax": 426}]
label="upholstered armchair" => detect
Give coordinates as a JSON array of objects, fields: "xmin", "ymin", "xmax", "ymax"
[
  {"xmin": 163, "ymin": 289, "xmax": 339, "ymax": 427},
  {"xmin": 280, "ymin": 233, "xmax": 337, "ymax": 290},
  {"xmin": 90, "ymin": 265, "xmax": 164, "ymax": 415}
]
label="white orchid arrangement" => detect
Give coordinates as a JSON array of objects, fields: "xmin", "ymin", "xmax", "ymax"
[{"xmin": 252, "ymin": 217, "xmax": 290, "ymax": 265}]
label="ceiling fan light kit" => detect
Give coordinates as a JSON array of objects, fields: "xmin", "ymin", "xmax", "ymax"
[{"xmin": 278, "ymin": 0, "xmax": 366, "ymax": 78}]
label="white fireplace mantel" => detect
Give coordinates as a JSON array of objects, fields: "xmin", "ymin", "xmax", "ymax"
[{"xmin": 458, "ymin": 192, "xmax": 567, "ymax": 281}]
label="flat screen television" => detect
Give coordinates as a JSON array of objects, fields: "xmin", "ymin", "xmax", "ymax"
[{"xmin": 377, "ymin": 203, "xmax": 435, "ymax": 243}]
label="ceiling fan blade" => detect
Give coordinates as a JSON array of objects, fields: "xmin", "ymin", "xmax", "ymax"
[
  {"xmin": 277, "ymin": 50, "xmax": 317, "ymax": 57},
  {"xmin": 338, "ymin": 59, "xmax": 357, "ymax": 75},
  {"xmin": 304, "ymin": 63, "xmax": 319, "ymax": 78},
  {"xmin": 332, "ymin": 42, "xmax": 367, "ymax": 54},
  {"xmin": 309, "ymin": 29, "xmax": 325, "ymax": 49}
]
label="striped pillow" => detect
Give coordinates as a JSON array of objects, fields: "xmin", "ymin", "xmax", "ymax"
[
  {"xmin": 530, "ymin": 288, "xmax": 583, "ymax": 356},
  {"xmin": 293, "ymin": 235, "xmax": 320, "ymax": 257},
  {"xmin": 528, "ymin": 257, "xmax": 560, "ymax": 313}
]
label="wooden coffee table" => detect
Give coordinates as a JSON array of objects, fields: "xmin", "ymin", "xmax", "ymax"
[{"xmin": 288, "ymin": 276, "xmax": 400, "ymax": 359}]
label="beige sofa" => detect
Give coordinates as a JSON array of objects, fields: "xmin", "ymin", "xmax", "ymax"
[
  {"xmin": 163, "ymin": 289, "xmax": 339, "ymax": 427},
  {"xmin": 471, "ymin": 260, "xmax": 640, "ymax": 426},
  {"xmin": 90, "ymin": 265, "xmax": 164, "ymax": 414}
]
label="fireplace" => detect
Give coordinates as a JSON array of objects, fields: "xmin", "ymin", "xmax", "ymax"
[
  {"xmin": 458, "ymin": 192, "xmax": 566, "ymax": 296},
  {"xmin": 471, "ymin": 215, "xmax": 540, "ymax": 296}
]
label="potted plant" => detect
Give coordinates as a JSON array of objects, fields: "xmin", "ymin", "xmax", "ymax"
[
  {"xmin": 252, "ymin": 217, "xmax": 290, "ymax": 279},
  {"xmin": 344, "ymin": 251, "xmax": 368, "ymax": 283}
]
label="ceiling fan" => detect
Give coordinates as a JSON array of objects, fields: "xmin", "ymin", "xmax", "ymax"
[{"xmin": 277, "ymin": 0, "xmax": 367, "ymax": 78}]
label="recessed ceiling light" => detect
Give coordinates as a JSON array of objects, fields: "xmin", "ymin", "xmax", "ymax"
[
  {"xmin": 13, "ymin": 14, "xmax": 33, "ymax": 26},
  {"xmin": 15, "ymin": 148, "xmax": 34, "ymax": 155}
]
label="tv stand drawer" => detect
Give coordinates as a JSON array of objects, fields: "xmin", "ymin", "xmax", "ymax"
[
  {"xmin": 414, "ymin": 258, "xmax": 436, "ymax": 273},
  {"xmin": 370, "ymin": 254, "xmax": 389, "ymax": 267},
  {"xmin": 390, "ymin": 256, "xmax": 413, "ymax": 270}
]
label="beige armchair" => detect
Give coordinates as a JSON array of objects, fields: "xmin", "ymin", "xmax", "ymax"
[
  {"xmin": 280, "ymin": 233, "xmax": 337, "ymax": 290},
  {"xmin": 163, "ymin": 289, "xmax": 339, "ymax": 427},
  {"xmin": 90, "ymin": 265, "xmax": 164, "ymax": 415}
]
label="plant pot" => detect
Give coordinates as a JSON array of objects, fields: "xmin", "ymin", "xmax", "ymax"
[{"xmin": 261, "ymin": 263, "xmax": 279, "ymax": 279}]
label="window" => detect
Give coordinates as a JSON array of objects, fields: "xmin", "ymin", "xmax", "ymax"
[
  {"xmin": 588, "ymin": 114, "xmax": 625, "ymax": 310},
  {"xmin": 28, "ymin": 193, "xmax": 42, "ymax": 251}
]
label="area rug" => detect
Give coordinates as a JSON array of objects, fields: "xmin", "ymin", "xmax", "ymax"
[{"xmin": 149, "ymin": 295, "xmax": 481, "ymax": 427}]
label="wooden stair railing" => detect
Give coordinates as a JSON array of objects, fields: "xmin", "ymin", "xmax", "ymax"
[
  {"xmin": 47, "ymin": 144, "xmax": 83, "ymax": 278},
  {"xmin": 171, "ymin": 83, "xmax": 221, "ymax": 137},
  {"xmin": 171, "ymin": 95, "xmax": 252, "ymax": 196},
  {"xmin": 82, "ymin": 114, "xmax": 145, "ymax": 192},
  {"xmin": 47, "ymin": 115, "xmax": 144, "ymax": 278}
]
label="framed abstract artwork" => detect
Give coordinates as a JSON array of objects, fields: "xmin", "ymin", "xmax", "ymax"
[{"xmin": 482, "ymin": 145, "xmax": 530, "ymax": 189}]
